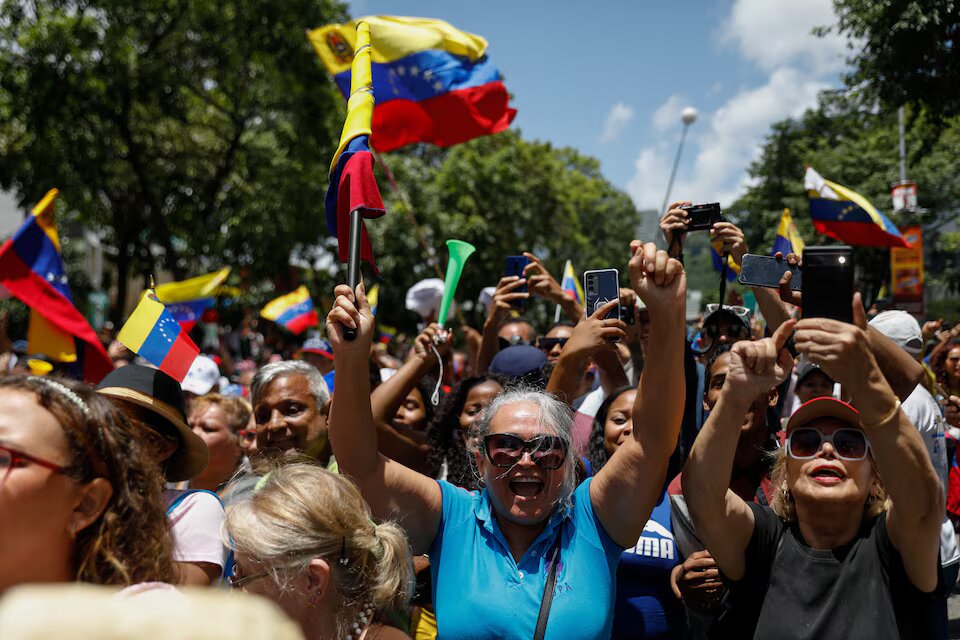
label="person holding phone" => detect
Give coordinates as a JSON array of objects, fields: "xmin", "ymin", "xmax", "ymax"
[
  {"xmin": 682, "ymin": 296, "xmax": 944, "ymax": 639},
  {"xmin": 324, "ymin": 240, "xmax": 687, "ymax": 640}
]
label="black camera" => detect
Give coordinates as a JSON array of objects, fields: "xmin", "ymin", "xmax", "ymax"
[{"xmin": 680, "ymin": 202, "xmax": 725, "ymax": 232}]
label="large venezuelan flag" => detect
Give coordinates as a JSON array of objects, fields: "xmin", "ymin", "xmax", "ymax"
[
  {"xmin": 261, "ymin": 286, "xmax": 318, "ymax": 335},
  {"xmin": 804, "ymin": 167, "xmax": 909, "ymax": 248},
  {"xmin": 771, "ymin": 208, "xmax": 805, "ymax": 256},
  {"xmin": 323, "ymin": 20, "xmax": 387, "ymax": 269},
  {"xmin": 0, "ymin": 189, "xmax": 112, "ymax": 383},
  {"xmin": 118, "ymin": 290, "xmax": 200, "ymax": 382},
  {"xmin": 308, "ymin": 16, "xmax": 516, "ymax": 152}
]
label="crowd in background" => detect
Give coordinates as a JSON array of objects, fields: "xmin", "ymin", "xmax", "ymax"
[{"xmin": 2, "ymin": 204, "xmax": 960, "ymax": 640}]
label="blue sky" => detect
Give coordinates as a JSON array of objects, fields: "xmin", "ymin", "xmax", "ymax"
[{"xmin": 346, "ymin": 0, "xmax": 851, "ymax": 216}]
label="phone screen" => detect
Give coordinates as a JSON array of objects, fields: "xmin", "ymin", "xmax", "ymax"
[
  {"xmin": 504, "ymin": 255, "xmax": 531, "ymax": 309},
  {"xmin": 583, "ymin": 269, "xmax": 621, "ymax": 321},
  {"xmin": 738, "ymin": 254, "xmax": 802, "ymax": 291},
  {"xmin": 802, "ymin": 246, "xmax": 854, "ymax": 323}
]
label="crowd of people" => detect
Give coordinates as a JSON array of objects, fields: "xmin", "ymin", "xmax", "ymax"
[{"xmin": 2, "ymin": 202, "xmax": 960, "ymax": 640}]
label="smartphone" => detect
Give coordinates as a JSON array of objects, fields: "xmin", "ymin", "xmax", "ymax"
[
  {"xmin": 681, "ymin": 202, "xmax": 726, "ymax": 232},
  {"xmin": 738, "ymin": 254, "xmax": 802, "ymax": 291},
  {"xmin": 583, "ymin": 269, "xmax": 621, "ymax": 322},
  {"xmin": 802, "ymin": 246, "xmax": 854, "ymax": 323},
  {"xmin": 503, "ymin": 255, "xmax": 531, "ymax": 309}
]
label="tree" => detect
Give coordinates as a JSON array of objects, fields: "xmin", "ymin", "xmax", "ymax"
[
  {"xmin": 0, "ymin": 0, "xmax": 348, "ymax": 321},
  {"xmin": 827, "ymin": 0, "xmax": 960, "ymax": 118},
  {"xmin": 365, "ymin": 130, "xmax": 642, "ymax": 333}
]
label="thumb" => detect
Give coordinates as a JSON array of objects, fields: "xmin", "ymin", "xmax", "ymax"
[
  {"xmin": 852, "ymin": 292, "xmax": 867, "ymax": 329},
  {"xmin": 356, "ymin": 280, "xmax": 370, "ymax": 313},
  {"xmin": 772, "ymin": 318, "xmax": 797, "ymax": 352}
]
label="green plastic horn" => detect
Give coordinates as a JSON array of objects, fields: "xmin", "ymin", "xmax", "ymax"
[{"xmin": 437, "ymin": 239, "xmax": 477, "ymax": 327}]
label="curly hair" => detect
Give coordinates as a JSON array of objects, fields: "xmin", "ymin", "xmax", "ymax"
[
  {"xmin": 587, "ymin": 386, "xmax": 637, "ymax": 473},
  {"xmin": 932, "ymin": 341, "xmax": 960, "ymax": 388},
  {"xmin": 767, "ymin": 446, "xmax": 887, "ymax": 521},
  {"xmin": 425, "ymin": 375, "xmax": 504, "ymax": 489},
  {"xmin": 2, "ymin": 375, "xmax": 175, "ymax": 586}
]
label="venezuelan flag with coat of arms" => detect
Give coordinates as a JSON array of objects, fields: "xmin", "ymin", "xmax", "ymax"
[
  {"xmin": 0, "ymin": 189, "xmax": 112, "ymax": 382},
  {"xmin": 261, "ymin": 286, "xmax": 318, "ymax": 335},
  {"xmin": 118, "ymin": 290, "xmax": 200, "ymax": 382},
  {"xmin": 308, "ymin": 16, "xmax": 515, "ymax": 152},
  {"xmin": 804, "ymin": 167, "xmax": 909, "ymax": 248}
]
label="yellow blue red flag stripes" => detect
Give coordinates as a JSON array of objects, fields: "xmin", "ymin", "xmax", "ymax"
[
  {"xmin": 118, "ymin": 290, "xmax": 199, "ymax": 382},
  {"xmin": 711, "ymin": 238, "xmax": 741, "ymax": 283},
  {"xmin": 0, "ymin": 189, "xmax": 112, "ymax": 382},
  {"xmin": 153, "ymin": 267, "xmax": 231, "ymax": 331},
  {"xmin": 804, "ymin": 167, "xmax": 909, "ymax": 248},
  {"xmin": 323, "ymin": 21, "xmax": 386, "ymax": 270},
  {"xmin": 261, "ymin": 286, "xmax": 318, "ymax": 335},
  {"xmin": 771, "ymin": 208, "xmax": 805, "ymax": 256},
  {"xmin": 560, "ymin": 260, "xmax": 584, "ymax": 305},
  {"xmin": 308, "ymin": 16, "xmax": 515, "ymax": 152}
]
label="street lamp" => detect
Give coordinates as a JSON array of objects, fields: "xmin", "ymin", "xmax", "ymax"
[{"xmin": 660, "ymin": 107, "xmax": 698, "ymax": 217}]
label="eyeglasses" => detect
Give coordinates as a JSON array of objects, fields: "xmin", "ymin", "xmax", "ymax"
[
  {"xmin": 483, "ymin": 433, "xmax": 567, "ymax": 470},
  {"xmin": 0, "ymin": 444, "xmax": 68, "ymax": 488},
  {"xmin": 705, "ymin": 304, "xmax": 750, "ymax": 318},
  {"xmin": 228, "ymin": 568, "xmax": 270, "ymax": 590},
  {"xmin": 537, "ymin": 337, "xmax": 568, "ymax": 352},
  {"xmin": 238, "ymin": 429, "xmax": 256, "ymax": 445},
  {"xmin": 786, "ymin": 427, "xmax": 870, "ymax": 461},
  {"xmin": 498, "ymin": 336, "xmax": 532, "ymax": 350}
]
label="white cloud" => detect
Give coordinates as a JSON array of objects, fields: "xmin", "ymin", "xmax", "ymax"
[
  {"xmin": 651, "ymin": 94, "xmax": 686, "ymax": 132},
  {"xmin": 627, "ymin": 0, "xmax": 848, "ymax": 214},
  {"xmin": 599, "ymin": 102, "xmax": 635, "ymax": 143},
  {"xmin": 723, "ymin": 0, "xmax": 849, "ymax": 75}
]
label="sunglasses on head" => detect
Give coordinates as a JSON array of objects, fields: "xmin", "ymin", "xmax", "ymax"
[
  {"xmin": 786, "ymin": 427, "xmax": 870, "ymax": 461},
  {"xmin": 537, "ymin": 337, "xmax": 569, "ymax": 352},
  {"xmin": 483, "ymin": 433, "xmax": 567, "ymax": 470},
  {"xmin": 703, "ymin": 322, "xmax": 749, "ymax": 340}
]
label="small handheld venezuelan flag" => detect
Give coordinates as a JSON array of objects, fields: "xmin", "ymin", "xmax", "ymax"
[
  {"xmin": 260, "ymin": 286, "xmax": 318, "ymax": 335},
  {"xmin": 118, "ymin": 289, "xmax": 200, "ymax": 383},
  {"xmin": 560, "ymin": 260, "xmax": 584, "ymax": 305}
]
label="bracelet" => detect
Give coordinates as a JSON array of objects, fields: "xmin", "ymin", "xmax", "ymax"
[{"xmin": 862, "ymin": 399, "xmax": 901, "ymax": 430}]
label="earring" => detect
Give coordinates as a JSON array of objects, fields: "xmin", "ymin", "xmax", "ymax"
[{"xmin": 308, "ymin": 593, "xmax": 320, "ymax": 607}]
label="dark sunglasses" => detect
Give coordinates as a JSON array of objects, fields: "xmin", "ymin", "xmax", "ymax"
[
  {"xmin": 537, "ymin": 337, "xmax": 569, "ymax": 352},
  {"xmin": 703, "ymin": 322, "xmax": 748, "ymax": 340},
  {"xmin": 483, "ymin": 433, "xmax": 567, "ymax": 470},
  {"xmin": 786, "ymin": 427, "xmax": 870, "ymax": 461}
]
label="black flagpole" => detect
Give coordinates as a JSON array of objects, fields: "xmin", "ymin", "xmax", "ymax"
[{"xmin": 343, "ymin": 209, "xmax": 362, "ymax": 341}]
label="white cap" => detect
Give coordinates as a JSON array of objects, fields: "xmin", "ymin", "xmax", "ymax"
[
  {"xmin": 478, "ymin": 286, "xmax": 496, "ymax": 308},
  {"xmin": 869, "ymin": 310, "xmax": 923, "ymax": 357},
  {"xmin": 181, "ymin": 355, "xmax": 221, "ymax": 396},
  {"xmin": 405, "ymin": 278, "xmax": 445, "ymax": 320}
]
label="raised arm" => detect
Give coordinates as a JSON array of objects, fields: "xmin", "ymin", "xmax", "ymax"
[
  {"xmin": 523, "ymin": 252, "xmax": 582, "ymax": 323},
  {"xmin": 794, "ymin": 295, "xmax": 943, "ymax": 592},
  {"xmin": 589, "ymin": 242, "xmax": 686, "ymax": 547},
  {"xmin": 326, "ymin": 283, "xmax": 441, "ymax": 554},
  {"xmin": 682, "ymin": 322, "xmax": 796, "ymax": 580},
  {"xmin": 369, "ymin": 323, "xmax": 448, "ymax": 474},
  {"xmin": 474, "ymin": 276, "xmax": 528, "ymax": 374}
]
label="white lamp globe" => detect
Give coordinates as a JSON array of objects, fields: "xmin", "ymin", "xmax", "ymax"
[{"xmin": 681, "ymin": 107, "xmax": 698, "ymax": 125}]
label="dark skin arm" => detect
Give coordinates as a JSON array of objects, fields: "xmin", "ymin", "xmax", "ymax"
[{"xmin": 475, "ymin": 276, "xmax": 528, "ymax": 375}]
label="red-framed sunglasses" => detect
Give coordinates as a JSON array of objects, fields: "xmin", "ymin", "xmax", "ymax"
[{"xmin": 0, "ymin": 444, "xmax": 68, "ymax": 488}]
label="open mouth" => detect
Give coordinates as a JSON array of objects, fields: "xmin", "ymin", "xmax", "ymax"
[
  {"xmin": 810, "ymin": 466, "xmax": 845, "ymax": 484},
  {"xmin": 509, "ymin": 478, "xmax": 545, "ymax": 498}
]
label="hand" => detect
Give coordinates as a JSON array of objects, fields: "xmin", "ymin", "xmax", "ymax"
[
  {"xmin": 775, "ymin": 251, "xmax": 802, "ymax": 307},
  {"xmin": 724, "ymin": 319, "xmax": 796, "ymax": 404},
  {"xmin": 485, "ymin": 276, "xmax": 528, "ymax": 329},
  {"xmin": 410, "ymin": 323, "xmax": 452, "ymax": 363},
  {"xmin": 942, "ymin": 396, "xmax": 960, "ymax": 428},
  {"xmin": 922, "ymin": 319, "xmax": 942, "ymax": 343},
  {"xmin": 711, "ymin": 222, "xmax": 748, "ymax": 267},
  {"xmin": 660, "ymin": 201, "xmax": 691, "ymax": 257},
  {"xmin": 793, "ymin": 293, "xmax": 878, "ymax": 391},
  {"xmin": 326, "ymin": 282, "xmax": 375, "ymax": 356},
  {"xmin": 560, "ymin": 299, "xmax": 626, "ymax": 360},
  {"xmin": 628, "ymin": 241, "xmax": 686, "ymax": 318},
  {"xmin": 670, "ymin": 550, "xmax": 724, "ymax": 612},
  {"xmin": 522, "ymin": 252, "xmax": 565, "ymax": 303}
]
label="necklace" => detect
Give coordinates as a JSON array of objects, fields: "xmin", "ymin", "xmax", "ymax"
[{"xmin": 345, "ymin": 602, "xmax": 375, "ymax": 640}]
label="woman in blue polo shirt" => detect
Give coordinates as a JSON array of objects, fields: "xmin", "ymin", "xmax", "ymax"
[
  {"xmin": 588, "ymin": 386, "xmax": 685, "ymax": 639},
  {"xmin": 326, "ymin": 241, "xmax": 687, "ymax": 640}
]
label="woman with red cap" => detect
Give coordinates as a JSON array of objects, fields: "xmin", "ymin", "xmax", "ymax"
[{"xmin": 682, "ymin": 298, "xmax": 945, "ymax": 639}]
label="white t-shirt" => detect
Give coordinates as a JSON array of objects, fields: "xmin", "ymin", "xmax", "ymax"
[
  {"xmin": 901, "ymin": 385, "xmax": 959, "ymax": 567},
  {"xmin": 163, "ymin": 489, "xmax": 227, "ymax": 570}
]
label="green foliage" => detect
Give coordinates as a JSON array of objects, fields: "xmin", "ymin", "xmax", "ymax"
[
  {"xmin": 0, "ymin": 0, "xmax": 348, "ymax": 320},
  {"xmin": 367, "ymin": 130, "xmax": 642, "ymax": 332},
  {"xmin": 829, "ymin": 0, "xmax": 960, "ymax": 117}
]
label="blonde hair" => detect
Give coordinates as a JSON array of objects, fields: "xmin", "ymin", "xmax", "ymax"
[
  {"xmin": 768, "ymin": 446, "xmax": 887, "ymax": 521},
  {"xmin": 225, "ymin": 463, "xmax": 412, "ymax": 635},
  {"xmin": 190, "ymin": 393, "xmax": 251, "ymax": 433}
]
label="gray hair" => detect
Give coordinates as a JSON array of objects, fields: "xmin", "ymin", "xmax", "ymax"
[
  {"xmin": 251, "ymin": 361, "xmax": 331, "ymax": 408},
  {"xmin": 470, "ymin": 387, "xmax": 577, "ymax": 505}
]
